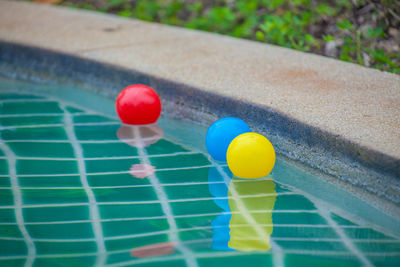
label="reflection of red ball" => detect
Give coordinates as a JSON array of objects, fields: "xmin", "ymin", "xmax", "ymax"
[{"xmin": 116, "ymin": 84, "xmax": 162, "ymax": 125}]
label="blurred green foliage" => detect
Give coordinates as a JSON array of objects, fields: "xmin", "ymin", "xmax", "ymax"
[{"xmin": 56, "ymin": 0, "xmax": 400, "ymax": 74}]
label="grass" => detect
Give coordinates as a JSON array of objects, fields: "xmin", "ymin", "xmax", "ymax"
[{"xmin": 35, "ymin": 0, "xmax": 400, "ymax": 74}]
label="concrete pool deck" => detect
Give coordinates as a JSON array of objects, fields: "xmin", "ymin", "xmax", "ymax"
[{"xmin": 0, "ymin": 1, "xmax": 399, "ymax": 207}]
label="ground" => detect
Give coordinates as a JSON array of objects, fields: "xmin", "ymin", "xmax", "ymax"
[{"xmin": 33, "ymin": 0, "xmax": 400, "ymax": 74}]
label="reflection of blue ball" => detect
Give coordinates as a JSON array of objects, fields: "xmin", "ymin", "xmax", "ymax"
[{"xmin": 206, "ymin": 117, "xmax": 251, "ymax": 161}]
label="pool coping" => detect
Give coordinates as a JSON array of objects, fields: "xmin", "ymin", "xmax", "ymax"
[{"xmin": 0, "ymin": 1, "xmax": 399, "ymax": 206}]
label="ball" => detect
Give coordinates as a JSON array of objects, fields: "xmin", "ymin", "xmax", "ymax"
[
  {"xmin": 206, "ymin": 117, "xmax": 251, "ymax": 162},
  {"xmin": 116, "ymin": 84, "xmax": 162, "ymax": 125},
  {"xmin": 227, "ymin": 132, "xmax": 275, "ymax": 179}
]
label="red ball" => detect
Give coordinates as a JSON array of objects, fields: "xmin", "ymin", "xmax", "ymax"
[{"xmin": 116, "ymin": 84, "xmax": 162, "ymax": 125}]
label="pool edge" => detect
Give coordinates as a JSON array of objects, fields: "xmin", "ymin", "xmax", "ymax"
[{"xmin": 0, "ymin": 40, "xmax": 399, "ymax": 207}]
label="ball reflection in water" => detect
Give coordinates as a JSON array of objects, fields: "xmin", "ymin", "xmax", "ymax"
[
  {"xmin": 129, "ymin": 163, "xmax": 156, "ymax": 179},
  {"xmin": 130, "ymin": 242, "xmax": 177, "ymax": 258},
  {"xmin": 117, "ymin": 124, "xmax": 163, "ymax": 148}
]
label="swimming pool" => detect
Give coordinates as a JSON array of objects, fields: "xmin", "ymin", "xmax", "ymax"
[{"xmin": 0, "ymin": 77, "xmax": 399, "ymax": 267}]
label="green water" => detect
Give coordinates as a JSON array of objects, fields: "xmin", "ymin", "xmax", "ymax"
[{"xmin": 0, "ymin": 78, "xmax": 399, "ymax": 267}]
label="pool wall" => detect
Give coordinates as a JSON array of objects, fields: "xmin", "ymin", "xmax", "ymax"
[{"xmin": 0, "ymin": 1, "xmax": 399, "ymax": 207}]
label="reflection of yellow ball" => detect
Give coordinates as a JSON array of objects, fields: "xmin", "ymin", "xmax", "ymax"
[{"xmin": 227, "ymin": 133, "xmax": 275, "ymax": 179}]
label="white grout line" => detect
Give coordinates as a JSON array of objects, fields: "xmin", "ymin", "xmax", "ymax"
[
  {"xmin": 0, "ymin": 180, "xmax": 294, "ymax": 189},
  {"xmin": 0, "ymin": 236, "xmax": 96, "ymax": 242},
  {"xmin": 1, "ymin": 137, "xmax": 174, "ymax": 143},
  {"xmin": 2, "ymin": 233, "xmax": 398, "ymax": 245},
  {"xmin": 0, "ymin": 164, "xmax": 214, "ymax": 178},
  {"xmin": 1, "ymin": 250, "xmax": 399, "ymax": 262},
  {"xmin": 0, "ymin": 141, "xmax": 36, "ymax": 267},
  {"xmin": 0, "ymin": 193, "xmax": 306, "ymax": 208},
  {"xmin": 315, "ymin": 203, "xmax": 374, "ymax": 267},
  {"xmin": 0, "ymin": 99, "xmax": 51, "ymax": 103},
  {"xmin": 215, "ymin": 162, "xmax": 285, "ymax": 267},
  {"xmin": 0, "ymin": 121, "xmax": 120, "ymax": 130},
  {"xmin": 134, "ymin": 126, "xmax": 199, "ymax": 267},
  {"xmin": 0, "ymin": 209, "xmax": 323, "ymax": 225},
  {"xmin": 61, "ymin": 104, "xmax": 107, "ymax": 267},
  {"xmin": 10, "ymin": 151, "xmax": 199, "ymax": 161},
  {"xmin": 0, "ymin": 113, "xmax": 63, "ymax": 118},
  {"xmin": 174, "ymin": 236, "xmax": 400, "ymax": 244},
  {"xmin": 0, "ymin": 220, "xmax": 369, "ymax": 229},
  {"xmin": 3, "ymin": 140, "xmax": 70, "ymax": 143}
]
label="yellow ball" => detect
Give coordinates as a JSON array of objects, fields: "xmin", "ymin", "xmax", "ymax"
[{"xmin": 227, "ymin": 133, "xmax": 276, "ymax": 179}]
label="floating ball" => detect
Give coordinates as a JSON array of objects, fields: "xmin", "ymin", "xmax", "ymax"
[
  {"xmin": 206, "ymin": 117, "xmax": 251, "ymax": 162},
  {"xmin": 116, "ymin": 84, "xmax": 161, "ymax": 125},
  {"xmin": 227, "ymin": 133, "xmax": 275, "ymax": 179}
]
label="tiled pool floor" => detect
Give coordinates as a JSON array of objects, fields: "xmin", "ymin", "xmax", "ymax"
[{"xmin": 0, "ymin": 80, "xmax": 399, "ymax": 267}]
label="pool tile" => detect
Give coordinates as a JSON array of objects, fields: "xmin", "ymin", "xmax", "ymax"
[
  {"xmin": 35, "ymin": 240, "xmax": 97, "ymax": 255},
  {"xmin": 75, "ymin": 125, "xmax": 120, "ymax": 141},
  {"xmin": 355, "ymin": 240, "xmax": 400, "ymax": 252},
  {"xmin": 165, "ymin": 184, "xmax": 213, "ymax": 200},
  {"xmin": 283, "ymin": 254, "xmax": 360, "ymax": 267},
  {"xmin": 0, "ymin": 177, "xmax": 10, "ymax": 187},
  {"xmin": 184, "ymin": 239, "xmax": 213, "ymax": 253},
  {"xmin": 0, "ymin": 240, "xmax": 27, "ymax": 256},
  {"xmin": 342, "ymin": 227, "xmax": 394, "ymax": 240},
  {"xmin": 368, "ymin": 255, "xmax": 400, "ymax": 267},
  {"xmin": 179, "ymin": 228, "xmax": 214, "ymax": 242},
  {"xmin": 88, "ymin": 173, "xmax": 151, "ymax": 187},
  {"xmin": 81, "ymin": 143, "xmax": 138, "ymax": 158},
  {"xmin": 331, "ymin": 213, "xmax": 358, "ymax": 226},
  {"xmin": 0, "ymin": 189, "xmax": 13, "ymax": 205},
  {"xmin": 73, "ymin": 114, "xmax": 114, "ymax": 123},
  {"xmin": 65, "ymin": 106, "xmax": 85, "ymax": 113},
  {"xmin": 8, "ymin": 142, "xmax": 74, "ymax": 158},
  {"xmin": 23, "ymin": 205, "xmax": 89, "ymax": 222},
  {"xmin": 99, "ymin": 203, "xmax": 164, "ymax": 219},
  {"xmin": 171, "ymin": 199, "xmax": 222, "ymax": 216},
  {"xmin": 272, "ymin": 212, "xmax": 327, "ymax": 225},
  {"xmin": 17, "ymin": 159, "xmax": 77, "ymax": 175},
  {"xmin": 34, "ymin": 256, "xmax": 97, "ymax": 267},
  {"xmin": 176, "ymin": 215, "xmax": 215, "ymax": 229},
  {"xmin": 1, "ymin": 127, "xmax": 67, "ymax": 140},
  {"xmin": 198, "ymin": 254, "xmax": 273, "ymax": 267},
  {"xmin": 0, "ymin": 115, "xmax": 62, "ymax": 127},
  {"xmin": 150, "ymin": 153, "xmax": 209, "ymax": 169},
  {"xmin": 105, "ymin": 233, "xmax": 168, "ymax": 251},
  {"xmin": 133, "ymin": 260, "xmax": 186, "ymax": 267},
  {"xmin": 0, "ymin": 259, "xmax": 26, "ymax": 267},
  {"xmin": 0, "ymin": 159, "xmax": 9, "ymax": 175},
  {"xmin": 0, "ymin": 225, "xmax": 23, "ymax": 238},
  {"xmin": 21, "ymin": 189, "xmax": 88, "ymax": 205},
  {"xmin": 102, "ymin": 218, "xmax": 169, "ymax": 237},
  {"xmin": 19, "ymin": 175, "xmax": 82, "ymax": 187},
  {"xmin": 0, "ymin": 208, "xmax": 16, "ymax": 223},
  {"xmin": 274, "ymin": 195, "xmax": 316, "ymax": 210},
  {"xmin": 0, "ymin": 101, "xmax": 62, "ymax": 114},
  {"xmin": 272, "ymin": 226, "xmax": 339, "ymax": 238},
  {"xmin": 0, "ymin": 177, "xmax": 11, "ymax": 187},
  {"xmin": 276, "ymin": 240, "xmax": 347, "ymax": 251},
  {"xmin": 156, "ymin": 167, "xmax": 210, "ymax": 184},
  {"xmin": 93, "ymin": 187, "xmax": 158, "ymax": 202},
  {"xmin": 85, "ymin": 158, "xmax": 140, "ymax": 173},
  {"xmin": 27, "ymin": 222, "xmax": 94, "ymax": 239},
  {"xmin": 146, "ymin": 139, "xmax": 189, "ymax": 155}
]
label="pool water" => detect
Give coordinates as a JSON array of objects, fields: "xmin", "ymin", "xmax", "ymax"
[{"xmin": 0, "ymin": 78, "xmax": 399, "ymax": 267}]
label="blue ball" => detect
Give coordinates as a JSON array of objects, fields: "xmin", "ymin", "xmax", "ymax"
[{"xmin": 206, "ymin": 117, "xmax": 251, "ymax": 161}]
